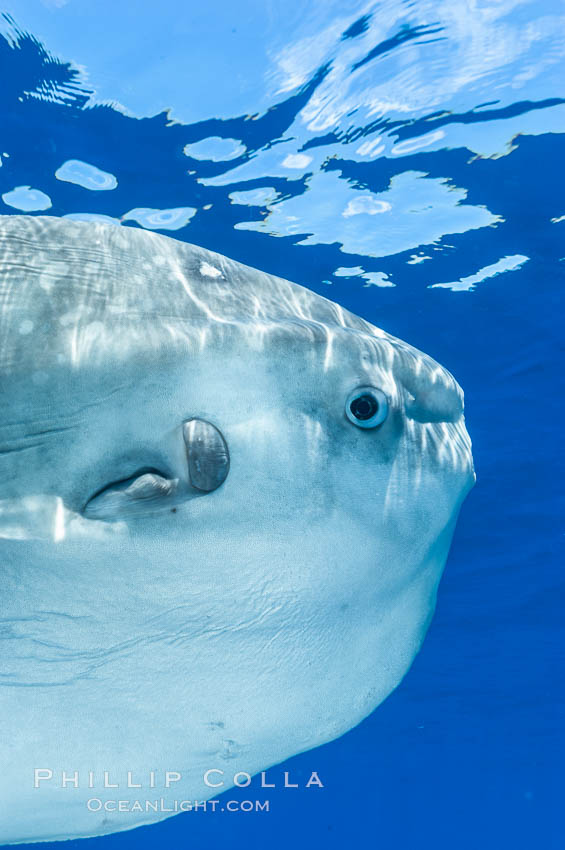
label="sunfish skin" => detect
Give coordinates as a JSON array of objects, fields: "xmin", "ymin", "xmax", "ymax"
[{"xmin": 0, "ymin": 215, "xmax": 474, "ymax": 843}]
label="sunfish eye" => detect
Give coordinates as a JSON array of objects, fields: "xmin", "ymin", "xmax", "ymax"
[{"xmin": 345, "ymin": 386, "xmax": 389, "ymax": 429}]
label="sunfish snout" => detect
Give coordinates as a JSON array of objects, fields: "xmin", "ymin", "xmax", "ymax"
[{"xmin": 397, "ymin": 351, "xmax": 465, "ymax": 424}]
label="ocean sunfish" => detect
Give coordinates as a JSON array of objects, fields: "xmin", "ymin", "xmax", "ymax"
[{"xmin": 0, "ymin": 215, "xmax": 474, "ymax": 843}]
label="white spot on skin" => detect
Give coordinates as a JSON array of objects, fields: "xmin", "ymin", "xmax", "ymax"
[
  {"xmin": 199, "ymin": 262, "xmax": 223, "ymax": 278},
  {"xmin": 18, "ymin": 320, "xmax": 34, "ymax": 335}
]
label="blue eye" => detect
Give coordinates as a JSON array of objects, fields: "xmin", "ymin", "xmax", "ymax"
[{"xmin": 345, "ymin": 386, "xmax": 388, "ymax": 429}]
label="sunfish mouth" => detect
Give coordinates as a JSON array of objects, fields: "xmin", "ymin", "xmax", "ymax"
[{"xmin": 84, "ymin": 418, "xmax": 230, "ymax": 519}]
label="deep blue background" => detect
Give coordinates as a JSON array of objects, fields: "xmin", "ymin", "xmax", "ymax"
[{"xmin": 1, "ymin": 14, "xmax": 563, "ymax": 850}]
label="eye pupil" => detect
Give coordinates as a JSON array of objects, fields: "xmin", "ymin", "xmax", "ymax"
[{"xmin": 350, "ymin": 393, "xmax": 378, "ymax": 421}]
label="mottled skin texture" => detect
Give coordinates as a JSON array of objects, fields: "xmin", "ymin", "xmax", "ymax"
[{"xmin": 0, "ymin": 216, "xmax": 474, "ymax": 843}]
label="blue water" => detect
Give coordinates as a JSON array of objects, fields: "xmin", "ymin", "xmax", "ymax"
[{"xmin": 1, "ymin": 2, "xmax": 563, "ymax": 847}]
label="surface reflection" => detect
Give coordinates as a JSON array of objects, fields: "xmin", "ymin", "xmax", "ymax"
[{"xmin": 0, "ymin": 2, "xmax": 563, "ymax": 301}]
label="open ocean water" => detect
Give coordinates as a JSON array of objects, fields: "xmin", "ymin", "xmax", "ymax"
[{"xmin": 0, "ymin": 1, "xmax": 563, "ymax": 848}]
